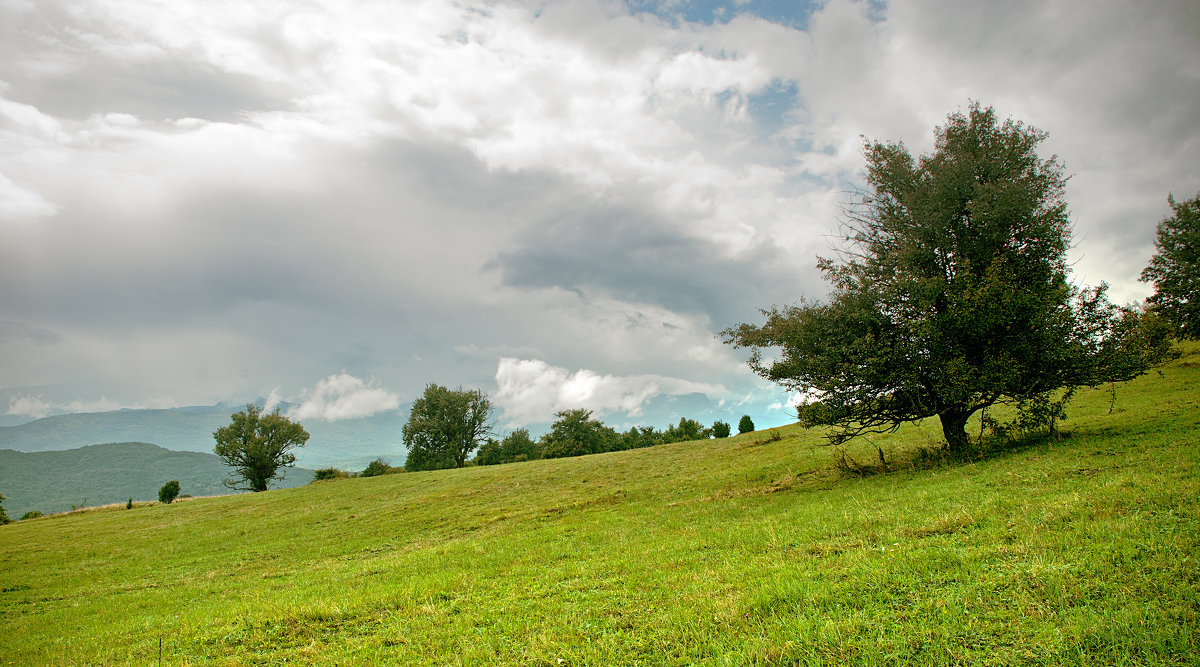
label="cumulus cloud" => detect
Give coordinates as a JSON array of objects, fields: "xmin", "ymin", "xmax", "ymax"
[
  {"xmin": 286, "ymin": 373, "xmax": 400, "ymax": 422},
  {"xmin": 494, "ymin": 357, "xmax": 725, "ymax": 426}
]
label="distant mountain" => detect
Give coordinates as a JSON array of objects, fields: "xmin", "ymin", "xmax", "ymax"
[
  {"xmin": 0, "ymin": 442, "xmax": 315, "ymax": 517},
  {"xmin": 0, "ymin": 404, "xmax": 411, "ymax": 470}
]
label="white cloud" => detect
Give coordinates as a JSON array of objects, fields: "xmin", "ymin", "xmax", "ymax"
[
  {"xmin": 6, "ymin": 394, "xmax": 52, "ymax": 419},
  {"xmin": 0, "ymin": 171, "xmax": 57, "ymax": 220},
  {"xmin": 494, "ymin": 357, "xmax": 725, "ymax": 426},
  {"xmin": 286, "ymin": 373, "xmax": 400, "ymax": 422}
]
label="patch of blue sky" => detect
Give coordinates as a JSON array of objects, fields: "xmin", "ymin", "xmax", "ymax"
[{"xmin": 624, "ymin": 0, "xmax": 823, "ymax": 29}]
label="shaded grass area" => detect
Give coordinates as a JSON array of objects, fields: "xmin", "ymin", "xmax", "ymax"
[{"xmin": 2, "ymin": 347, "xmax": 1198, "ymax": 664}]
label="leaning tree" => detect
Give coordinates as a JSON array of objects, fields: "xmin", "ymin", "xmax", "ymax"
[{"xmin": 724, "ymin": 103, "xmax": 1170, "ymax": 454}]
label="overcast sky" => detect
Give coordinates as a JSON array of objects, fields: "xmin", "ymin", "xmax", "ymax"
[{"xmin": 2, "ymin": 0, "xmax": 1197, "ymax": 430}]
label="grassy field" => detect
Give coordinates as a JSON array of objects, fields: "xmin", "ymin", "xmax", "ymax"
[{"xmin": 2, "ymin": 348, "xmax": 1198, "ymax": 665}]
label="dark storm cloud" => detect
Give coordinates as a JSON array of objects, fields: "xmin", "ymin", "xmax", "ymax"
[{"xmin": 490, "ymin": 204, "xmax": 813, "ymax": 325}]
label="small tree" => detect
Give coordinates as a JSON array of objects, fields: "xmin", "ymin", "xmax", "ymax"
[
  {"xmin": 158, "ymin": 480, "xmax": 181, "ymax": 504},
  {"xmin": 360, "ymin": 458, "xmax": 397, "ymax": 477},
  {"xmin": 1142, "ymin": 193, "xmax": 1200, "ymax": 339},
  {"xmin": 663, "ymin": 417, "xmax": 711, "ymax": 443},
  {"xmin": 20, "ymin": 510, "xmax": 43, "ymax": 520},
  {"xmin": 738, "ymin": 415, "xmax": 755, "ymax": 434},
  {"xmin": 0, "ymin": 493, "xmax": 9, "ymax": 525},
  {"xmin": 403, "ymin": 384, "xmax": 494, "ymax": 471},
  {"xmin": 712, "ymin": 421, "xmax": 731, "ymax": 438},
  {"xmin": 724, "ymin": 103, "xmax": 1170, "ymax": 454},
  {"xmin": 214, "ymin": 404, "xmax": 310, "ymax": 492},
  {"xmin": 540, "ymin": 409, "xmax": 617, "ymax": 458}
]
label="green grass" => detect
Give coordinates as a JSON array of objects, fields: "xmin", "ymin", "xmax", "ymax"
[{"xmin": 2, "ymin": 347, "xmax": 1199, "ymax": 665}]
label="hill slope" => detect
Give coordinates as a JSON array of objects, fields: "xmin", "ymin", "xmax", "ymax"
[
  {"xmin": 0, "ymin": 442, "xmax": 314, "ymax": 516},
  {"xmin": 1, "ymin": 347, "xmax": 1197, "ymax": 664},
  {"xmin": 0, "ymin": 404, "xmax": 410, "ymax": 469}
]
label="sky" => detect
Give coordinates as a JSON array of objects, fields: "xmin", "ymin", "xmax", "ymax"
[{"xmin": 1, "ymin": 0, "xmax": 1198, "ymax": 432}]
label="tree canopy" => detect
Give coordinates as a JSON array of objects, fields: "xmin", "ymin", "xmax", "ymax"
[
  {"xmin": 403, "ymin": 384, "xmax": 494, "ymax": 471},
  {"xmin": 213, "ymin": 405, "xmax": 310, "ymax": 492},
  {"xmin": 1142, "ymin": 193, "xmax": 1200, "ymax": 339},
  {"xmin": 540, "ymin": 409, "xmax": 617, "ymax": 459},
  {"xmin": 724, "ymin": 103, "xmax": 1170, "ymax": 454}
]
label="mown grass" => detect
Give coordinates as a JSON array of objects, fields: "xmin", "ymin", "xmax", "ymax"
[{"xmin": 2, "ymin": 347, "xmax": 1198, "ymax": 665}]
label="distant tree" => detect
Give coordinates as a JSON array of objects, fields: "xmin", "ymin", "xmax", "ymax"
[
  {"xmin": 214, "ymin": 404, "xmax": 310, "ymax": 492},
  {"xmin": 620, "ymin": 425, "xmax": 662, "ymax": 450},
  {"xmin": 0, "ymin": 493, "xmax": 9, "ymax": 525},
  {"xmin": 738, "ymin": 415, "xmax": 755, "ymax": 434},
  {"xmin": 403, "ymin": 384, "xmax": 494, "ymax": 471},
  {"xmin": 158, "ymin": 480, "xmax": 181, "ymax": 504},
  {"xmin": 127, "ymin": 498, "xmax": 133, "ymax": 510},
  {"xmin": 1142, "ymin": 193, "xmax": 1200, "ymax": 339},
  {"xmin": 663, "ymin": 417, "xmax": 711, "ymax": 443},
  {"xmin": 360, "ymin": 458, "xmax": 398, "ymax": 477},
  {"xmin": 19, "ymin": 510, "xmax": 43, "ymax": 520},
  {"xmin": 712, "ymin": 420, "xmax": 731, "ymax": 438},
  {"xmin": 540, "ymin": 409, "xmax": 617, "ymax": 458},
  {"xmin": 724, "ymin": 103, "xmax": 1171, "ymax": 454}
]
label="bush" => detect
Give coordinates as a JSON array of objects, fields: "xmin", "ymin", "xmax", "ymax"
[
  {"xmin": 20, "ymin": 510, "xmax": 43, "ymax": 520},
  {"xmin": 361, "ymin": 458, "xmax": 400, "ymax": 477},
  {"xmin": 0, "ymin": 493, "xmax": 8, "ymax": 525},
  {"xmin": 158, "ymin": 480, "xmax": 181, "ymax": 504},
  {"xmin": 712, "ymin": 421, "xmax": 731, "ymax": 438},
  {"xmin": 312, "ymin": 467, "xmax": 350, "ymax": 481},
  {"xmin": 738, "ymin": 415, "xmax": 755, "ymax": 434},
  {"xmin": 126, "ymin": 498, "xmax": 133, "ymax": 510}
]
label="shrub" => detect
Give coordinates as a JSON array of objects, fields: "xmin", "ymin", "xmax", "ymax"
[
  {"xmin": 126, "ymin": 498, "xmax": 133, "ymax": 510},
  {"xmin": 0, "ymin": 494, "xmax": 9, "ymax": 525},
  {"xmin": 712, "ymin": 421, "xmax": 731, "ymax": 438},
  {"xmin": 738, "ymin": 415, "xmax": 755, "ymax": 434},
  {"xmin": 158, "ymin": 480, "xmax": 181, "ymax": 504},
  {"xmin": 20, "ymin": 510, "xmax": 43, "ymax": 520},
  {"xmin": 313, "ymin": 467, "xmax": 350, "ymax": 481},
  {"xmin": 361, "ymin": 458, "xmax": 401, "ymax": 477}
]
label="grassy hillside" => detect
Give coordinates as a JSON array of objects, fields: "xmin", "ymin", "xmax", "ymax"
[
  {"xmin": 0, "ymin": 442, "xmax": 314, "ymax": 517},
  {"xmin": 1, "ymin": 348, "xmax": 1197, "ymax": 665}
]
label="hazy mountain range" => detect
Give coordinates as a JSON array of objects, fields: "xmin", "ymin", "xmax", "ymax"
[{"xmin": 0, "ymin": 442, "xmax": 315, "ymax": 517}]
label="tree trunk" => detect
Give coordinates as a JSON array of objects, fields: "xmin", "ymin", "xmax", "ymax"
[{"xmin": 939, "ymin": 409, "xmax": 971, "ymax": 455}]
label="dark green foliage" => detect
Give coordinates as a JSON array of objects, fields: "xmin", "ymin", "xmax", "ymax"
[
  {"xmin": 360, "ymin": 458, "xmax": 401, "ymax": 477},
  {"xmin": 724, "ymin": 103, "xmax": 1172, "ymax": 454},
  {"xmin": 0, "ymin": 493, "xmax": 9, "ymax": 524},
  {"xmin": 19, "ymin": 510, "xmax": 43, "ymax": 520},
  {"xmin": 403, "ymin": 384, "xmax": 494, "ymax": 471},
  {"xmin": 711, "ymin": 421, "xmax": 731, "ymax": 438},
  {"xmin": 477, "ymin": 429, "xmax": 541, "ymax": 465},
  {"xmin": 540, "ymin": 409, "xmax": 618, "ymax": 459},
  {"xmin": 621, "ymin": 426, "xmax": 663, "ymax": 450},
  {"xmin": 312, "ymin": 468, "xmax": 350, "ymax": 481},
  {"xmin": 738, "ymin": 415, "xmax": 755, "ymax": 434},
  {"xmin": 1142, "ymin": 193, "xmax": 1200, "ymax": 339},
  {"xmin": 213, "ymin": 405, "xmax": 310, "ymax": 492},
  {"xmin": 663, "ymin": 417, "xmax": 711, "ymax": 443},
  {"xmin": 126, "ymin": 498, "xmax": 132, "ymax": 510},
  {"xmin": 158, "ymin": 480, "xmax": 181, "ymax": 504}
]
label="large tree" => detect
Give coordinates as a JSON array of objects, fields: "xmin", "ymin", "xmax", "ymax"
[
  {"xmin": 539, "ymin": 409, "xmax": 617, "ymax": 459},
  {"xmin": 1141, "ymin": 193, "xmax": 1200, "ymax": 339},
  {"xmin": 724, "ymin": 103, "xmax": 1169, "ymax": 454},
  {"xmin": 403, "ymin": 384, "xmax": 494, "ymax": 471},
  {"xmin": 213, "ymin": 405, "xmax": 310, "ymax": 492}
]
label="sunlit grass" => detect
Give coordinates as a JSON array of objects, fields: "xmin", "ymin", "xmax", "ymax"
[{"xmin": 2, "ymin": 346, "xmax": 1198, "ymax": 664}]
